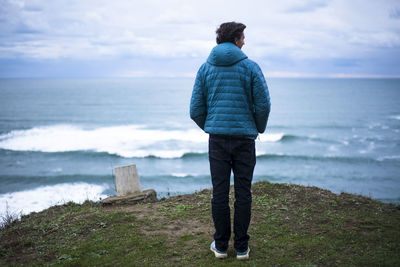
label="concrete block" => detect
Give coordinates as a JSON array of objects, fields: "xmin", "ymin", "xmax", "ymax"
[{"xmin": 115, "ymin": 164, "xmax": 141, "ymax": 196}]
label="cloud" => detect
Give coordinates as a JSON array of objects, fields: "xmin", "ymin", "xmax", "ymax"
[
  {"xmin": 0, "ymin": 0, "xmax": 399, "ymax": 77},
  {"xmin": 389, "ymin": 7, "xmax": 400, "ymax": 19},
  {"xmin": 285, "ymin": 0, "xmax": 330, "ymax": 13},
  {"xmin": 14, "ymin": 22, "xmax": 42, "ymax": 34}
]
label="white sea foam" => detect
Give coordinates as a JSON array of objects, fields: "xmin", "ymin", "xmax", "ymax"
[
  {"xmin": 0, "ymin": 124, "xmax": 208, "ymax": 157},
  {"xmin": 368, "ymin": 123, "xmax": 381, "ymax": 129},
  {"xmin": 51, "ymin": 167, "xmax": 63, "ymax": 173},
  {"xmin": 377, "ymin": 155, "xmax": 400, "ymax": 161},
  {"xmin": 259, "ymin": 132, "xmax": 285, "ymax": 142},
  {"xmin": 0, "ymin": 183, "xmax": 109, "ymax": 216},
  {"xmin": 328, "ymin": 145, "xmax": 338, "ymax": 152},
  {"xmin": 121, "ymin": 149, "xmax": 198, "ymax": 158},
  {"xmin": 0, "ymin": 124, "xmax": 286, "ymax": 158},
  {"xmin": 359, "ymin": 141, "xmax": 375, "ymax": 154},
  {"xmin": 171, "ymin": 173, "xmax": 190, "ymax": 177},
  {"xmin": 390, "ymin": 115, "xmax": 400, "ymax": 120}
]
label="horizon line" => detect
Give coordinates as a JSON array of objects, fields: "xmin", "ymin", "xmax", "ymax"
[{"xmin": 1, "ymin": 75, "xmax": 400, "ymax": 79}]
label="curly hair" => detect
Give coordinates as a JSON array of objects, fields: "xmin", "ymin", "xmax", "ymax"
[{"xmin": 216, "ymin": 22, "xmax": 246, "ymax": 44}]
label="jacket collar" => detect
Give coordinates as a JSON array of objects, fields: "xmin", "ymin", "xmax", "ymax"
[{"xmin": 207, "ymin": 42, "xmax": 248, "ymax": 66}]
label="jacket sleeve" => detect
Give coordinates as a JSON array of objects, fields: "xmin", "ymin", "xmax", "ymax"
[
  {"xmin": 252, "ymin": 64, "xmax": 271, "ymax": 133},
  {"xmin": 190, "ymin": 65, "xmax": 207, "ymax": 130}
]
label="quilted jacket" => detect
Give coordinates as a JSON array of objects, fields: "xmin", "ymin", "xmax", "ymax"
[{"xmin": 190, "ymin": 42, "xmax": 271, "ymax": 139}]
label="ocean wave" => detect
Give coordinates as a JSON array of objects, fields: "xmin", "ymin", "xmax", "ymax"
[
  {"xmin": 171, "ymin": 173, "xmax": 192, "ymax": 178},
  {"xmin": 0, "ymin": 183, "xmax": 110, "ymax": 216},
  {"xmin": 0, "ymin": 124, "xmax": 296, "ymax": 158},
  {"xmin": 0, "ymin": 148, "xmax": 208, "ymax": 160},
  {"xmin": 0, "ymin": 149, "xmax": 123, "ymax": 159},
  {"xmin": 0, "ymin": 124, "xmax": 209, "ymax": 157},
  {"xmin": 256, "ymin": 153, "xmax": 388, "ymax": 163},
  {"xmin": 0, "ymin": 124, "xmax": 350, "ymax": 159},
  {"xmin": 180, "ymin": 152, "xmax": 207, "ymax": 158},
  {"xmin": 280, "ymin": 134, "xmax": 342, "ymax": 144},
  {"xmin": 144, "ymin": 151, "xmax": 391, "ymax": 163},
  {"xmin": 0, "ymin": 174, "xmax": 115, "ymax": 194},
  {"xmin": 377, "ymin": 155, "xmax": 400, "ymax": 161},
  {"xmin": 390, "ymin": 115, "xmax": 400, "ymax": 120},
  {"xmin": 259, "ymin": 133, "xmax": 285, "ymax": 142}
]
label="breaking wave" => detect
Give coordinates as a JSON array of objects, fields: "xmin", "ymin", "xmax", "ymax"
[{"xmin": 0, "ymin": 124, "xmax": 303, "ymax": 158}]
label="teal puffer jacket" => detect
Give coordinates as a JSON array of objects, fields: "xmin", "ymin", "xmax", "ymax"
[{"xmin": 190, "ymin": 42, "xmax": 271, "ymax": 139}]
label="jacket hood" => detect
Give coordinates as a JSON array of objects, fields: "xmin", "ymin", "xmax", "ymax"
[{"xmin": 207, "ymin": 42, "xmax": 248, "ymax": 66}]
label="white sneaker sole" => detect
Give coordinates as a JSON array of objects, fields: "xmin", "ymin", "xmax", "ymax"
[
  {"xmin": 236, "ymin": 248, "xmax": 250, "ymax": 260},
  {"xmin": 210, "ymin": 247, "xmax": 228, "ymax": 259}
]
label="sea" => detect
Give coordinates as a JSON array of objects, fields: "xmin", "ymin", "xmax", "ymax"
[{"xmin": 0, "ymin": 78, "xmax": 399, "ymax": 216}]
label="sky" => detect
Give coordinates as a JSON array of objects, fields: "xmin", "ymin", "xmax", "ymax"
[{"xmin": 0, "ymin": 0, "xmax": 399, "ymax": 78}]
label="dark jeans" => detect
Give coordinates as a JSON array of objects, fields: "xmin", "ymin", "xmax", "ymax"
[{"xmin": 208, "ymin": 134, "xmax": 256, "ymax": 253}]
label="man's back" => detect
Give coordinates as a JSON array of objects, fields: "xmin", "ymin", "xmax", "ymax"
[{"xmin": 190, "ymin": 42, "xmax": 271, "ymax": 138}]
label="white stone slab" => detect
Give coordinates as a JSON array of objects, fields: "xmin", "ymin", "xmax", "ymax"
[{"xmin": 115, "ymin": 164, "xmax": 141, "ymax": 196}]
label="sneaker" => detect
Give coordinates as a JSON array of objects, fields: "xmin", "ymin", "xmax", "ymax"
[
  {"xmin": 210, "ymin": 241, "xmax": 227, "ymax": 259},
  {"xmin": 236, "ymin": 247, "xmax": 250, "ymax": 260}
]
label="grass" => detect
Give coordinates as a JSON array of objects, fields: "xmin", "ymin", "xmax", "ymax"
[
  {"xmin": 0, "ymin": 202, "xmax": 20, "ymax": 230},
  {"xmin": 0, "ymin": 181, "xmax": 399, "ymax": 266}
]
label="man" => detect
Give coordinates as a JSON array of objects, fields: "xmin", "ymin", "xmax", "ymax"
[{"xmin": 190, "ymin": 21, "xmax": 271, "ymax": 260}]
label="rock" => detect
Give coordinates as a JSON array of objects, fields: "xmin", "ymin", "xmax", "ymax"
[{"xmin": 101, "ymin": 189, "xmax": 157, "ymax": 206}]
